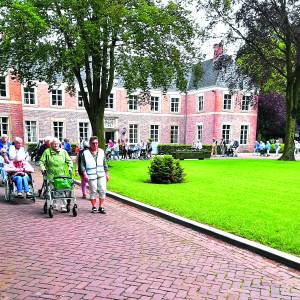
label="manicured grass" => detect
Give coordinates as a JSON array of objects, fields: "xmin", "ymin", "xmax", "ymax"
[{"xmin": 106, "ymin": 159, "xmax": 300, "ymax": 257}]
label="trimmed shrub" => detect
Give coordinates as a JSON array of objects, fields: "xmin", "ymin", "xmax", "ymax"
[
  {"xmin": 26, "ymin": 143, "xmax": 38, "ymax": 155},
  {"xmin": 149, "ymin": 155, "xmax": 185, "ymax": 184},
  {"xmin": 171, "ymin": 150, "xmax": 211, "ymax": 160}
]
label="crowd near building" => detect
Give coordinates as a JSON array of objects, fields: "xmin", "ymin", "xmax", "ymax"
[{"xmin": 0, "ymin": 46, "xmax": 257, "ymax": 152}]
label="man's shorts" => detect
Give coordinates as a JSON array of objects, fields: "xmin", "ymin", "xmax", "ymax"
[{"xmin": 88, "ymin": 176, "xmax": 106, "ymax": 199}]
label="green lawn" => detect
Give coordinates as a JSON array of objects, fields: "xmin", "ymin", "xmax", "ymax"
[{"xmin": 106, "ymin": 159, "xmax": 300, "ymax": 257}]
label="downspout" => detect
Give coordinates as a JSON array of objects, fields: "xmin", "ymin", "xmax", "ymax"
[{"xmin": 183, "ymin": 92, "xmax": 188, "ymax": 144}]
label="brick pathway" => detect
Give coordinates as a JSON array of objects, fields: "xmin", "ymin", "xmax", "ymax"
[{"xmin": 0, "ymin": 171, "xmax": 300, "ymax": 300}]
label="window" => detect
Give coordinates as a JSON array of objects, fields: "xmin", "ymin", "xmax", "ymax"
[
  {"xmin": 0, "ymin": 117, "xmax": 9, "ymax": 136},
  {"xmin": 197, "ymin": 124, "xmax": 203, "ymax": 142},
  {"xmin": 105, "ymin": 93, "xmax": 114, "ymax": 109},
  {"xmin": 25, "ymin": 121, "xmax": 37, "ymax": 142},
  {"xmin": 78, "ymin": 91, "xmax": 84, "ymax": 108},
  {"xmin": 223, "ymin": 94, "xmax": 232, "ymax": 110},
  {"xmin": 53, "ymin": 121, "xmax": 64, "ymax": 141},
  {"xmin": 222, "ymin": 124, "xmax": 231, "ymax": 144},
  {"xmin": 128, "ymin": 95, "xmax": 138, "ymax": 111},
  {"xmin": 52, "ymin": 90, "xmax": 63, "ymax": 106},
  {"xmin": 150, "ymin": 96, "xmax": 159, "ymax": 112},
  {"xmin": 150, "ymin": 125, "xmax": 159, "ymax": 142},
  {"xmin": 23, "ymin": 87, "xmax": 35, "ymax": 105},
  {"xmin": 240, "ymin": 125, "xmax": 249, "ymax": 145},
  {"xmin": 129, "ymin": 124, "xmax": 138, "ymax": 144},
  {"xmin": 0, "ymin": 76, "xmax": 7, "ymax": 97},
  {"xmin": 170, "ymin": 125, "xmax": 179, "ymax": 143},
  {"xmin": 241, "ymin": 95, "xmax": 251, "ymax": 111},
  {"xmin": 79, "ymin": 122, "xmax": 89, "ymax": 142},
  {"xmin": 198, "ymin": 95, "xmax": 204, "ymax": 112},
  {"xmin": 170, "ymin": 98, "xmax": 179, "ymax": 113}
]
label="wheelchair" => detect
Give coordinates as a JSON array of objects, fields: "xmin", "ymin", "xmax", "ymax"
[
  {"xmin": 4, "ymin": 171, "xmax": 36, "ymax": 202},
  {"xmin": 42, "ymin": 175, "xmax": 78, "ymax": 218}
]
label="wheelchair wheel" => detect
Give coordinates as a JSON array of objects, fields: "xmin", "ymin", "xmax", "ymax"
[
  {"xmin": 43, "ymin": 201, "xmax": 47, "ymax": 214},
  {"xmin": 4, "ymin": 180, "xmax": 11, "ymax": 202},
  {"xmin": 72, "ymin": 205, "xmax": 78, "ymax": 217},
  {"xmin": 48, "ymin": 205, "xmax": 54, "ymax": 218}
]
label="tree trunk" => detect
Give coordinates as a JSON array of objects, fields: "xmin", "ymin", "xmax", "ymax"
[
  {"xmin": 280, "ymin": 87, "xmax": 296, "ymax": 161},
  {"xmin": 86, "ymin": 97, "xmax": 106, "ymax": 149}
]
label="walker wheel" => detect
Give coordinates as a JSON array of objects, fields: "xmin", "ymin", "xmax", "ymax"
[
  {"xmin": 43, "ymin": 202, "xmax": 47, "ymax": 214},
  {"xmin": 72, "ymin": 206, "xmax": 78, "ymax": 217},
  {"xmin": 66, "ymin": 202, "xmax": 71, "ymax": 213},
  {"xmin": 49, "ymin": 206, "xmax": 54, "ymax": 218}
]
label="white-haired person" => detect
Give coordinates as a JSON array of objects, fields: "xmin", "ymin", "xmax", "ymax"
[
  {"xmin": 80, "ymin": 136, "xmax": 109, "ymax": 214},
  {"xmin": 5, "ymin": 154, "xmax": 34, "ymax": 198},
  {"xmin": 39, "ymin": 138, "xmax": 73, "ymax": 210},
  {"xmin": 8, "ymin": 137, "xmax": 29, "ymax": 161}
]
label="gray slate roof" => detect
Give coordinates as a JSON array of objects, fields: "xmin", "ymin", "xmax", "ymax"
[{"xmin": 187, "ymin": 57, "xmax": 232, "ymax": 91}]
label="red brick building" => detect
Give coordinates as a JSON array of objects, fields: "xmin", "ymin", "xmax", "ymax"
[{"xmin": 1, "ymin": 51, "xmax": 258, "ymax": 152}]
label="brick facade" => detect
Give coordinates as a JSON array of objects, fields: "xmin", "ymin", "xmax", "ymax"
[{"xmin": 2, "ymin": 70, "xmax": 258, "ymax": 152}]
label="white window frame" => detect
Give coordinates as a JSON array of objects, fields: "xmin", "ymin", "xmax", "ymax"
[
  {"xmin": 78, "ymin": 120, "xmax": 91, "ymax": 142},
  {"xmin": 0, "ymin": 75, "xmax": 9, "ymax": 99},
  {"xmin": 197, "ymin": 94, "xmax": 204, "ymax": 112},
  {"xmin": 170, "ymin": 125, "xmax": 179, "ymax": 144},
  {"xmin": 105, "ymin": 93, "xmax": 115, "ymax": 110},
  {"xmin": 150, "ymin": 124, "xmax": 160, "ymax": 143},
  {"xmin": 24, "ymin": 120, "xmax": 38, "ymax": 143},
  {"xmin": 240, "ymin": 123, "xmax": 250, "ymax": 145},
  {"xmin": 170, "ymin": 97, "xmax": 180, "ymax": 113},
  {"xmin": 52, "ymin": 120, "xmax": 65, "ymax": 141},
  {"xmin": 0, "ymin": 116, "xmax": 9, "ymax": 136},
  {"xmin": 22, "ymin": 86, "xmax": 37, "ymax": 106},
  {"xmin": 196, "ymin": 123, "xmax": 203, "ymax": 142},
  {"xmin": 241, "ymin": 94, "xmax": 251, "ymax": 111},
  {"xmin": 129, "ymin": 123, "xmax": 139, "ymax": 144},
  {"xmin": 223, "ymin": 93, "xmax": 232, "ymax": 111},
  {"xmin": 128, "ymin": 95, "xmax": 138, "ymax": 111},
  {"xmin": 222, "ymin": 123, "xmax": 232, "ymax": 144},
  {"xmin": 150, "ymin": 95, "xmax": 160, "ymax": 112},
  {"xmin": 50, "ymin": 89, "xmax": 64, "ymax": 107}
]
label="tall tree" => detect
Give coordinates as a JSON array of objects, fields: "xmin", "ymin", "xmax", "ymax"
[
  {"xmin": 198, "ymin": 0, "xmax": 300, "ymax": 160},
  {"xmin": 0, "ymin": 0, "xmax": 200, "ymax": 146},
  {"xmin": 257, "ymin": 93, "xmax": 287, "ymax": 141}
]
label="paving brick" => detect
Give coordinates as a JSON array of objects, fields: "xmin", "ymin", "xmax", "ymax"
[{"xmin": 0, "ymin": 170, "xmax": 300, "ymax": 300}]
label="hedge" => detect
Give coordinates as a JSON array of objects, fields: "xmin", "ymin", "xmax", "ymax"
[
  {"xmin": 157, "ymin": 144, "xmax": 212, "ymax": 154},
  {"xmin": 171, "ymin": 150, "xmax": 211, "ymax": 160}
]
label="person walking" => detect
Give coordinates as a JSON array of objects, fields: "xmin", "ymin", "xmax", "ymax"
[
  {"xmin": 81, "ymin": 136, "xmax": 109, "ymax": 214},
  {"xmin": 76, "ymin": 141, "xmax": 89, "ymax": 198}
]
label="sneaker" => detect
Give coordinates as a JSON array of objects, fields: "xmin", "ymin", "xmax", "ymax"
[
  {"xmin": 26, "ymin": 192, "xmax": 33, "ymax": 198},
  {"xmin": 98, "ymin": 207, "xmax": 106, "ymax": 214},
  {"xmin": 82, "ymin": 194, "xmax": 87, "ymax": 199},
  {"xmin": 17, "ymin": 192, "xmax": 23, "ymax": 198},
  {"xmin": 91, "ymin": 207, "xmax": 97, "ymax": 213}
]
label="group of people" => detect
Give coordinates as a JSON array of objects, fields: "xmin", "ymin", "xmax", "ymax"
[
  {"xmin": 105, "ymin": 139, "xmax": 153, "ymax": 160},
  {"xmin": 210, "ymin": 138, "xmax": 240, "ymax": 157},
  {"xmin": 253, "ymin": 140, "xmax": 282, "ymax": 156},
  {"xmin": 0, "ymin": 134, "xmax": 109, "ymax": 214}
]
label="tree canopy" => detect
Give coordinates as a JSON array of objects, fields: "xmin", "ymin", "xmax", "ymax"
[
  {"xmin": 0, "ymin": 0, "xmax": 201, "ymax": 146},
  {"xmin": 198, "ymin": 0, "xmax": 300, "ymax": 160}
]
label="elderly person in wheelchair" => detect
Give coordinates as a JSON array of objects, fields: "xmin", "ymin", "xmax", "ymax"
[
  {"xmin": 4, "ymin": 154, "xmax": 34, "ymax": 198},
  {"xmin": 39, "ymin": 138, "xmax": 74, "ymax": 214}
]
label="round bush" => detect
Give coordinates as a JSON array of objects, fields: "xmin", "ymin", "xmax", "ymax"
[{"xmin": 149, "ymin": 155, "xmax": 185, "ymax": 184}]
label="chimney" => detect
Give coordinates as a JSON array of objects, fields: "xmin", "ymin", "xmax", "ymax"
[{"xmin": 213, "ymin": 41, "xmax": 223, "ymax": 61}]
